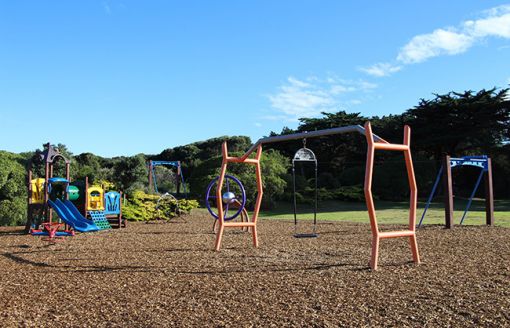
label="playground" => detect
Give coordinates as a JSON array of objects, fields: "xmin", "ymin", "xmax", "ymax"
[{"xmin": 0, "ymin": 211, "xmax": 509, "ymax": 326}]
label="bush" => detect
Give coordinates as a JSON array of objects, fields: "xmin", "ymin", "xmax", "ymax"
[
  {"xmin": 123, "ymin": 190, "xmax": 199, "ymax": 222},
  {"xmin": 0, "ymin": 151, "xmax": 27, "ymax": 226},
  {"xmin": 0, "ymin": 198, "xmax": 26, "ymax": 226}
]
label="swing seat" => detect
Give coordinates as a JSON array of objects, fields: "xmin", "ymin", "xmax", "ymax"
[{"xmin": 293, "ymin": 233, "xmax": 318, "ymax": 238}]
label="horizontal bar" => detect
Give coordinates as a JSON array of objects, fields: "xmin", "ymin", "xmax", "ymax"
[
  {"xmin": 222, "ymin": 222, "xmax": 256, "ymax": 227},
  {"xmin": 374, "ymin": 143, "xmax": 409, "ymax": 151},
  {"xmin": 242, "ymin": 124, "xmax": 387, "ymax": 159},
  {"xmin": 226, "ymin": 157, "xmax": 259, "ymax": 164},
  {"xmin": 378, "ymin": 230, "xmax": 415, "ymax": 239}
]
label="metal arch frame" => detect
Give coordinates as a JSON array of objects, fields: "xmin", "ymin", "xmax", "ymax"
[
  {"xmin": 214, "ymin": 122, "xmax": 420, "ymax": 271},
  {"xmin": 26, "ymin": 143, "xmax": 71, "ymax": 233},
  {"xmin": 148, "ymin": 160, "xmax": 187, "ymax": 195},
  {"xmin": 418, "ymin": 155, "xmax": 493, "ymax": 228}
]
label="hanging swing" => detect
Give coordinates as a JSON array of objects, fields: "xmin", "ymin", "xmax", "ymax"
[{"xmin": 292, "ymin": 139, "xmax": 318, "ymax": 238}]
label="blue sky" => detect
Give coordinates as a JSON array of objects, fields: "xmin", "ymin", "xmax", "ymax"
[{"xmin": 1, "ymin": 1, "xmax": 510, "ymax": 157}]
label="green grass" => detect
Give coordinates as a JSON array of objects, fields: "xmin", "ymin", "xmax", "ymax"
[{"xmin": 257, "ymin": 198, "xmax": 510, "ymax": 227}]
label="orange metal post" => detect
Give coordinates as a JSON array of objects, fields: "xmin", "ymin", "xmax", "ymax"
[
  {"xmin": 364, "ymin": 122, "xmax": 420, "ymax": 270},
  {"xmin": 214, "ymin": 142, "xmax": 262, "ymax": 251}
]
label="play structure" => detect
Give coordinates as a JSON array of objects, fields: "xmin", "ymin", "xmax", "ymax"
[
  {"xmin": 26, "ymin": 143, "xmax": 124, "ymax": 239},
  {"xmin": 292, "ymin": 140, "xmax": 318, "ymax": 238},
  {"xmin": 205, "ymin": 122, "xmax": 420, "ymax": 270},
  {"xmin": 148, "ymin": 160, "xmax": 186, "ymax": 195},
  {"xmin": 26, "ymin": 144, "xmax": 101, "ymax": 238},
  {"xmin": 418, "ymin": 155, "xmax": 494, "ymax": 228},
  {"xmin": 70, "ymin": 177, "xmax": 125, "ymax": 228}
]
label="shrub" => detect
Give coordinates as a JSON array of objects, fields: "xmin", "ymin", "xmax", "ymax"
[{"xmin": 123, "ymin": 190, "xmax": 199, "ymax": 222}]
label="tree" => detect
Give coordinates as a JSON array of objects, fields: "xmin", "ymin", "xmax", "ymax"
[
  {"xmin": 406, "ymin": 88, "xmax": 510, "ymax": 162},
  {"xmin": 0, "ymin": 151, "xmax": 27, "ymax": 226},
  {"xmin": 111, "ymin": 154, "xmax": 148, "ymax": 193}
]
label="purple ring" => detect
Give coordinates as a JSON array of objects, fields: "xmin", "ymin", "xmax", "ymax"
[{"xmin": 205, "ymin": 175, "xmax": 246, "ymax": 221}]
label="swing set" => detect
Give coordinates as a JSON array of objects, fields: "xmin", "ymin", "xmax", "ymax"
[
  {"xmin": 418, "ymin": 155, "xmax": 494, "ymax": 228},
  {"xmin": 205, "ymin": 122, "xmax": 420, "ymax": 270},
  {"xmin": 292, "ymin": 139, "xmax": 318, "ymax": 238},
  {"xmin": 148, "ymin": 160, "xmax": 187, "ymax": 196}
]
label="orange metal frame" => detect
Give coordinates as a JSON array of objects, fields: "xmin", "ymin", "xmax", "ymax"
[
  {"xmin": 214, "ymin": 121, "xmax": 420, "ymax": 270},
  {"xmin": 363, "ymin": 122, "xmax": 420, "ymax": 270}
]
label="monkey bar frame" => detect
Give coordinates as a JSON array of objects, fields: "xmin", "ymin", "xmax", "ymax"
[{"xmin": 214, "ymin": 121, "xmax": 420, "ymax": 270}]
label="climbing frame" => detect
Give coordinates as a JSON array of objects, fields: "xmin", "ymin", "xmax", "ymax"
[
  {"xmin": 213, "ymin": 122, "xmax": 421, "ymax": 270},
  {"xmin": 363, "ymin": 122, "xmax": 420, "ymax": 270}
]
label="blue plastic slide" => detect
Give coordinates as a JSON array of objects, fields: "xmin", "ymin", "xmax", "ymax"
[{"xmin": 47, "ymin": 199, "xmax": 100, "ymax": 232}]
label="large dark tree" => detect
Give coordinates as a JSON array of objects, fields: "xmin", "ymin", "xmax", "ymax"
[{"xmin": 405, "ymin": 88, "xmax": 510, "ymax": 162}]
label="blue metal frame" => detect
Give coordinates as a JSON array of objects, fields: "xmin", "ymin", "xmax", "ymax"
[
  {"xmin": 418, "ymin": 166, "xmax": 443, "ymax": 227},
  {"xmin": 418, "ymin": 155, "xmax": 489, "ymax": 228},
  {"xmin": 150, "ymin": 161, "xmax": 187, "ymax": 195}
]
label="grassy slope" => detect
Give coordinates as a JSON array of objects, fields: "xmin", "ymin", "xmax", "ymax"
[{"xmin": 257, "ymin": 199, "xmax": 510, "ymax": 227}]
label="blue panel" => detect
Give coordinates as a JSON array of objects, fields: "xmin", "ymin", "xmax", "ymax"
[
  {"xmin": 450, "ymin": 156, "xmax": 489, "ymax": 171},
  {"xmin": 104, "ymin": 191, "xmax": 121, "ymax": 215},
  {"xmin": 151, "ymin": 161, "xmax": 180, "ymax": 167}
]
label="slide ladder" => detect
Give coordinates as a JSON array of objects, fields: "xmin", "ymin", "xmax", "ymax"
[{"xmin": 89, "ymin": 211, "xmax": 112, "ymax": 230}]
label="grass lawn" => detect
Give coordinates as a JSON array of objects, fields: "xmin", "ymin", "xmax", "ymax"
[{"xmin": 256, "ymin": 198, "xmax": 510, "ymax": 227}]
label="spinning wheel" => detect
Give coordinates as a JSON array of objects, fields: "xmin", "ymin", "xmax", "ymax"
[{"xmin": 205, "ymin": 175, "xmax": 246, "ymax": 221}]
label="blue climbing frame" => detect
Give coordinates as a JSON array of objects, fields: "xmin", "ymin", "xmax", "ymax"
[
  {"xmin": 418, "ymin": 155, "xmax": 493, "ymax": 228},
  {"xmin": 148, "ymin": 160, "xmax": 187, "ymax": 195}
]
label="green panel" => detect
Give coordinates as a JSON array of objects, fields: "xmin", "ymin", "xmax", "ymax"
[
  {"xmin": 68, "ymin": 185, "xmax": 80, "ymax": 201},
  {"xmin": 89, "ymin": 211, "xmax": 112, "ymax": 230}
]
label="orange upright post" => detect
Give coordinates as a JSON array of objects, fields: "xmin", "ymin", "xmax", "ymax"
[
  {"xmin": 214, "ymin": 142, "xmax": 263, "ymax": 251},
  {"xmin": 364, "ymin": 122, "xmax": 420, "ymax": 270}
]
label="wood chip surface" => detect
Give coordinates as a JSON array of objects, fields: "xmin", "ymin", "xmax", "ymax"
[{"xmin": 0, "ymin": 212, "xmax": 509, "ymax": 327}]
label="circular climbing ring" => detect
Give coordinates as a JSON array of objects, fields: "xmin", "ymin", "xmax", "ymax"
[{"xmin": 205, "ymin": 175, "xmax": 246, "ymax": 221}]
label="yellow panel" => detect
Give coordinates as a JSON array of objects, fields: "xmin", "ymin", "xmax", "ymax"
[
  {"xmin": 30, "ymin": 178, "xmax": 46, "ymax": 204},
  {"xmin": 87, "ymin": 186, "xmax": 105, "ymax": 211}
]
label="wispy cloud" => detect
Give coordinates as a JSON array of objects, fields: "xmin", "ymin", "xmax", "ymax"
[
  {"xmin": 397, "ymin": 29, "xmax": 474, "ymax": 64},
  {"xmin": 361, "ymin": 4, "xmax": 510, "ymax": 76},
  {"xmin": 102, "ymin": 2, "xmax": 112, "ymax": 14},
  {"xmin": 267, "ymin": 76, "xmax": 376, "ymax": 121},
  {"xmin": 360, "ymin": 62, "xmax": 402, "ymax": 77}
]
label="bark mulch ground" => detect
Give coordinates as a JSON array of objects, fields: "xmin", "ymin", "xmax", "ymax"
[{"xmin": 0, "ymin": 212, "xmax": 509, "ymax": 327}]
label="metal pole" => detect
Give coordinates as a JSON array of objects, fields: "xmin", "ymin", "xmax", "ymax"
[
  {"xmin": 313, "ymin": 159, "xmax": 318, "ymax": 233},
  {"xmin": 443, "ymin": 155, "xmax": 454, "ymax": 229},
  {"xmin": 485, "ymin": 158, "xmax": 494, "ymax": 226},
  {"xmin": 292, "ymin": 160, "xmax": 297, "ymax": 235},
  {"xmin": 459, "ymin": 169, "xmax": 485, "ymax": 225},
  {"xmin": 148, "ymin": 160, "xmax": 153, "ymax": 193},
  {"xmin": 241, "ymin": 125, "xmax": 388, "ymax": 160},
  {"xmin": 418, "ymin": 165, "xmax": 443, "ymax": 228}
]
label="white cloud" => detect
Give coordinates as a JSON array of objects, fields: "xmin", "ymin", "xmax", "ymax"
[
  {"xmin": 268, "ymin": 77, "xmax": 334, "ymax": 120},
  {"xmin": 359, "ymin": 62, "xmax": 402, "ymax": 77},
  {"xmin": 464, "ymin": 5, "xmax": 510, "ymax": 38},
  {"xmin": 254, "ymin": 122, "xmax": 262, "ymax": 127},
  {"xmin": 362, "ymin": 4, "xmax": 510, "ymax": 76},
  {"xmin": 397, "ymin": 29, "xmax": 474, "ymax": 64},
  {"xmin": 267, "ymin": 76, "xmax": 376, "ymax": 121}
]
